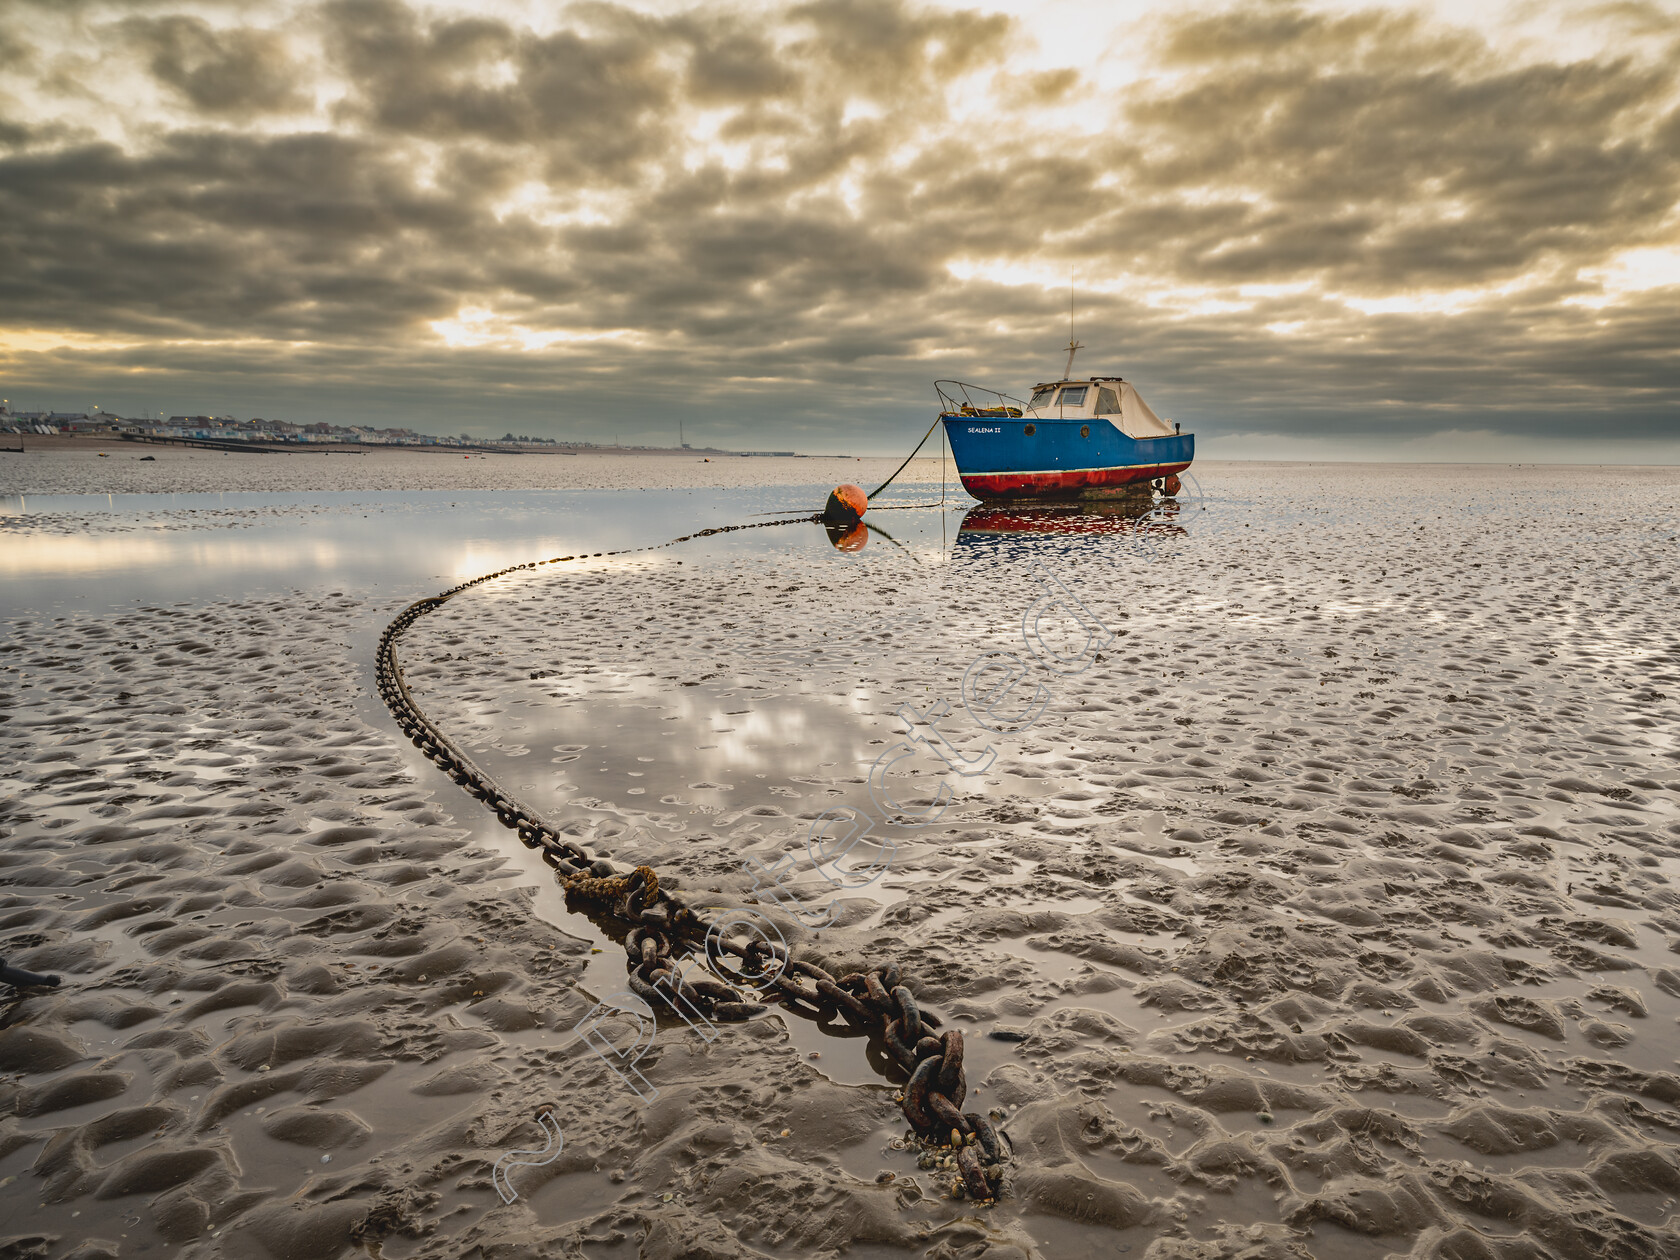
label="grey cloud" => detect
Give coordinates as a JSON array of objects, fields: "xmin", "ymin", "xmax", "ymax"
[
  {"xmin": 0, "ymin": 23, "xmax": 37, "ymax": 73},
  {"xmin": 122, "ymin": 15, "xmax": 310, "ymax": 114},
  {"xmin": 680, "ymin": 24, "xmax": 797, "ymax": 103},
  {"xmin": 323, "ymin": 0, "xmax": 678, "ymax": 180},
  {"xmin": 1007, "ymin": 67, "xmax": 1081, "ymax": 107},
  {"xmin": 1097, "ymin": 7, "xmax": 1680, "ymax": 288},
  {"xmin": 787, "ymin": 0, "xmax": 1012, "ymax": 99},
  {"xmin": 0, "ymin": 130, "xmax": 488, "ymax": 339}
]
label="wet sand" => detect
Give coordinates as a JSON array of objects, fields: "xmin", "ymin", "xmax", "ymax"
[
  {"xmin": 2, "ymin": 461, "xmax": 1678, "ymax": 1259},
  {"xmin": 0, "ymin": 445, "xmax": 889, "ymax": 498}
]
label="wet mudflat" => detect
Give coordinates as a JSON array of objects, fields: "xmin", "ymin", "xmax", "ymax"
[{"xmin": 1, "ymin": 460, "xmax": 1678, "ymax": 1260}]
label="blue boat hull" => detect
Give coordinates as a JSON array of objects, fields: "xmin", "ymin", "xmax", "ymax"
[{"xmin": 941, "ymin": 416, "xmax": 1193, "ymax": 500}]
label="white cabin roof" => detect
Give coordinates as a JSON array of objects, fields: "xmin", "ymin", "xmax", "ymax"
[{"xmin": 1023, "ymin": 378, "xmax": 1175, "ymax": 438}]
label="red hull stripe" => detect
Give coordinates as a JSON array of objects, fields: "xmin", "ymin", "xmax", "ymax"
[{"xmin": 959, "ymin": 461, "xmax": 1191, "ymax": 497}]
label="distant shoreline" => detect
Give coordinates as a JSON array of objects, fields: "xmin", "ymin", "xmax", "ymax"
[{"xmin": 0, "ymin": 432, "xmax": 832, "ymax": 458}]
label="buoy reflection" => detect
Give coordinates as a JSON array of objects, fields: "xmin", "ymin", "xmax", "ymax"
[{"xmin": 825, "ymin": 520, "xmax": 869, "ymax": 552}]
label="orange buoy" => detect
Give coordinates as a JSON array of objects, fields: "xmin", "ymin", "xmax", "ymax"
[
  {"xmin": 823, "ymin": 483, "xmax": 867, "ymax": 526},
  {"xmin": 1162, "ymin": 474, "xmax": 1182, "ymax": 497}
]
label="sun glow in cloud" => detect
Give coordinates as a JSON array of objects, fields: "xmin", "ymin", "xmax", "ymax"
[
  {"xmin": 946, "ymin": 259, "xmax": 1137, "ymax": 295},
  {"xmin": 3, "ymin": 329, "xmax": 151, "ymax": 355},
  {"xmin": 430, "ymin": 308, "xmax": 646, "ymax": 352},
  {"xmin": 1568, "ymin": 246, "xmax": 1680, "ymax": 309}
]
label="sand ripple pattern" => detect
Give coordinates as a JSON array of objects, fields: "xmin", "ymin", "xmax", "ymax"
[
  {"xmin": 405, "ymin": 464, "xmax": 1680, "ymax": 1258},
  {"xmin": 0, "ymin": 464, "xmax": 1677, "ymax": 1260}
]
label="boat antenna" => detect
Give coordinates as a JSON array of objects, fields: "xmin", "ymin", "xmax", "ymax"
[{"xmin": 1062, "ymin": 269, "xmax": 1083, "ymax": 379}]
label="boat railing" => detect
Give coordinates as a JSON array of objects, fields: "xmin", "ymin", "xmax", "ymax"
[{"xmin": 935, "ymin": 380, "xmax": 1027, "ymax": 420}]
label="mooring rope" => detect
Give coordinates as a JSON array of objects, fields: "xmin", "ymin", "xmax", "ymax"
[
  {"xmin": 867, "ymin": 415, "xmax": 943, "ymax": 500},
  {"xmin": 374, "ymin": 517, "xmax": 1011, "ymax": 1203}
]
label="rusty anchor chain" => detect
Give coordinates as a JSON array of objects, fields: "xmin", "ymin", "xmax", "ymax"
[
  {"xmin": 770, "ymin": 959, "xmax": 1009, "ymax": 1200},
  {"xmin": 373, "ymin": 529, "xmax": 1010, "ymax": 1202}
]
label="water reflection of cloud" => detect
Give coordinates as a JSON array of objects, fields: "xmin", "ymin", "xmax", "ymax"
[
  {"xmin": 0, "ymin": 486, "xmax": 860, "ymax": 611},
  {"xmin": 0, "ymin": 534, "xmax": 345, "ymax": 578}
]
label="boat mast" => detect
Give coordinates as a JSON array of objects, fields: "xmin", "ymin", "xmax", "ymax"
[{"xmin": 1062, "ymin": 273, "xmax": 1083, "ymax": 380}]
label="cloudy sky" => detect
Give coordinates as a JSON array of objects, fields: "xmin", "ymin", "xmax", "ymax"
[{"xmin": 2, "ymin": 0, "xmax": 1676, "ymax": 459}]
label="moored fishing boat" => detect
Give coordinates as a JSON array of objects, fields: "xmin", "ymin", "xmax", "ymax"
[{"xmin": 937, "ymin": 351, "xmax": 1192, "ymax": 501}]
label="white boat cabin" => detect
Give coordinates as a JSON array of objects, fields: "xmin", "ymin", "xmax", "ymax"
[{"xmin": 1023, "ymin": 378, "xmax": 1177, "ymax": 440}]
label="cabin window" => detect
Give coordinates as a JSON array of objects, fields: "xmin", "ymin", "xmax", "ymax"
[
  {"xmin": 1057, "ymin": 386, "xmax": 1088, "ymax": 408},
  {"xmin": 1096, "ymin": 387, "xmax": 1121, "ymax": 415},
  {"xmin": 1023, "ymin": 423, "xmax": 1036, "ymax": 436},
  {"xmin": 1029, "ymin": 387, "xmax": 1056, "ymax": 408}
]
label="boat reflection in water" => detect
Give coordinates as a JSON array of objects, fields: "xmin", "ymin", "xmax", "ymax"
[{"xmin": 956, "ymin": 498, "xmax": 1186, "ymax": 550}]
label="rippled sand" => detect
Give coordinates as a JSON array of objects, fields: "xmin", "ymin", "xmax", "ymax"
[{"xmin": 3, "ymin": 462, "xmax": 1678, "ymax": 1260}]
